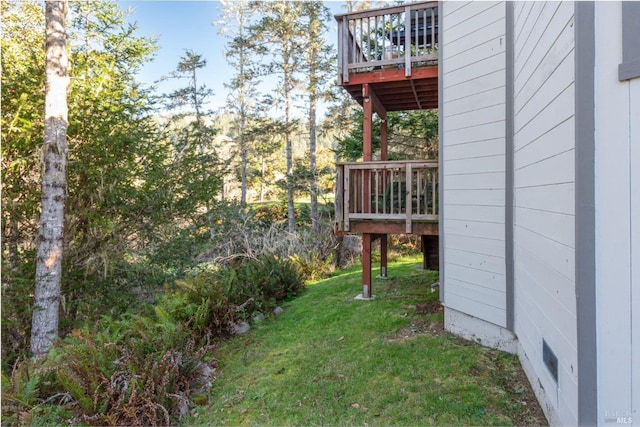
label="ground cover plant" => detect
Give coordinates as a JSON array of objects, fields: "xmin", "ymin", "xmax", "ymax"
[
  {"xmin": 1, "ymin": 255, "xmax": 306, "ymax": 426},
  {"xmin": 190, "ymin": 255, "xmax": 547, "ymax": 426}
]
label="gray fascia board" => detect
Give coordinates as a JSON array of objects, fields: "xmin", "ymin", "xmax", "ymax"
[
  {"xmin": 618, "ymin": 58, "xmax": 640, "ymax": 81},
  {"xmin": 505, "ymin": 1, "xmax": 514, "ymax": 332},
  {"xmin": 619, "ymin": 1, "xmax": 640, "ymax": 81},
  {"xmin": 438, "ymin": 0, "xmax": 444, "ymax": 304}
]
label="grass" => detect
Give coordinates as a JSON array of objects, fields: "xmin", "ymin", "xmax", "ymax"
[{"xmin": 189, "ymin": 255, "xmax": 547, "ymax": 426}]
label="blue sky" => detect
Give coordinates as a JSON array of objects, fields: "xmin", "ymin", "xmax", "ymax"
[{"xmin": 117, "ymin": 1, "xmax": 346, "ymax": 114}]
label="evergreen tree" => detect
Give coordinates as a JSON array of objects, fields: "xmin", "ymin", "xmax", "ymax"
[
  {"xmin": 1, "ymin": 1, "xmax": 45, "ymax": 272},
  {"xmin": 335, "ymin": 109, "xmax": 439, "ymax": 161},
  {"xmin": 250, "ymin": 1, "xmax": 304, "ymax": 233},
  {"xmin": 2, "ymin": 0, "xmax": 183, "ymax": 361},
  {"xmin": 299, "ymin": 1, "xmax": 335, "ymax": 233},
  {"xmin": 216, "ymin": 0, "xmax": 260, "ymax": 206},
  {"xmin": 63, "ymin": 0, "xmax": 161, "ymax": 282},
  {"xmin": 162, "ymin": 50, "xmax": 221, "ymax": 239}
]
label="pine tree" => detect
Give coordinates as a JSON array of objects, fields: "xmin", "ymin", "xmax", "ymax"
[
  {"xmin": 163, "ymin": 50, "xmax": 221, "ymax": 239},
  {"xmin": 299, "ymin": 1, "xmax": 335, "ymax": 233},
  {"xmin": 250, "ymin": 1, "xmax": 304, "ymax": 233},
  {"xmin": 216, "ymin": 0, "xmax": 260, "ymax": 206}
]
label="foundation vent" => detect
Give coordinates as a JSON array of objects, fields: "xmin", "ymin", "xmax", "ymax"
[{"xmin": 542, "ymin": 339, "xmax": 558, "ymax": 383}]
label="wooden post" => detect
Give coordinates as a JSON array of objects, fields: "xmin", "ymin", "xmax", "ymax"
[
  {"xmin": 380, "ymin": 117, "xmax": 388, "ymax": 161},
  {"xmin": 335, "ymin": 165, "xmax": 344, "ymax": 231},
  {"xmin": 362, "ymin": 84, "xmax": 373, "ymax": 162},
  {"xmin": 379, "ymin": 117, "xmax": 388, "ymax": 279},
  {"xmin": 362, "ymin": 233, "xmax": 372, "ymax": 298},
  {"xmin": 380, "ymin": 234, "xmax": 388, "ymax": 278},
  {"xmin": 405, "ymin": 5, "xmax": 412, "ymax": 77},
  {"xmin": 361, "ymin": 84, "xmax": 374, "ymax": 297},
  {"xmin": 421, "ymin": 235, "xmax": 428, "ymax": 270},
  {"xmin": 340, "ymin": 16, "xmax": 350, "ymax": 84}
]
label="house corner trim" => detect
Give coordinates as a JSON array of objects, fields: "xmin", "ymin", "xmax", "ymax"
[{"xmin": 575, "ymin": 2, "xmax": 598, "ymax": 425}]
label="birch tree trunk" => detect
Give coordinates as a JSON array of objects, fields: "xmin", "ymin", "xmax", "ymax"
[{"xmin": 31, "ymin": 0, "xmax": 69, "ymax": 359}]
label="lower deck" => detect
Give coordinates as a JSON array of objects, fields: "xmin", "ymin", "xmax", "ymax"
[
  {"xmin": 334, "ymin": 160, "xmax": 440, "ymax": 293},
  {"xmin": 334, "ymin": 160, "xmax": 438, "ymax": 236}
]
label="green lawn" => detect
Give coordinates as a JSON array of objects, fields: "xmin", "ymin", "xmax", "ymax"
[{"xmin": 190, "ymin": 256, "xmax": 547, "ymax": 426}]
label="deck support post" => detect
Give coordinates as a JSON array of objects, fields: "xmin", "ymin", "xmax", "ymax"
[
  {"xmin": 379, "ymin": 118, "xmax": 388, "ymax": 279},
  {"xmin": 362, "ymin": 84, "xmax": 373, "ymax": 162},
  {"xmin": 421, "ymin": 235, "xmax": 428, "ymax": 270},
  {"xmin": 361, "ymin": 84, "xmax": 374, "ymax": 298},
  {"xmin": 380, "ymin": 118, "xmax": 388, "ymax": 160},
  {"xmin": 362, "ymin": 233, "xmax": 373, "ymax": 298},
  {"xmin": 380, "ymin": 235, "xmax": 388, "ymax": 278}
]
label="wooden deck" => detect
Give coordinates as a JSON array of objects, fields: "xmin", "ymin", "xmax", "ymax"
[
  {"xmin": 335, "ymin": 160, "xmax": 438, "ymax": 235},
  {"xmin": 336, "ymin": 2, "xmax": 439, "ymax": 112},
  {"xmin": 334, "ymin": 2, "xmax": 441, "ymax": 294}
]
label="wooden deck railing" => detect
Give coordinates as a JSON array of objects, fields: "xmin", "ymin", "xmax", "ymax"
[
  {"xmin": 336, "ymin": 2, "xmax": 438, "ymax": 84},
  {"xmin": 335, "ymin": 161, "xmax": 438, "ymax": 233}
]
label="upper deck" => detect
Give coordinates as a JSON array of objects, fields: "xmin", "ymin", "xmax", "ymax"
[{"xmin": 336, "ymin": 2, "xmax": 439, "ymax": 111}]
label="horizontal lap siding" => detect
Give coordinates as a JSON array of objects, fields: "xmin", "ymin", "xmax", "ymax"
[
  {"xmin": 442, "ymin": 1, "xmax": 507, "ymax": 327},
  {"xmin": 512, "ymin": 2, "xmax": 577, "ymax": 425}
]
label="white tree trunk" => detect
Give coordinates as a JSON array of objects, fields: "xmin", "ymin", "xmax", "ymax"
[{"xmin": 31, "ymin": 0, "xmax": 69, "ymax": 359}]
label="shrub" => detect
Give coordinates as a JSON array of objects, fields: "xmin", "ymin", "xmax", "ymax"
[
  {"xmin": 1, "ymin": 259, "xmax": 35, "ymax": 371},
  {"xmin": 167, "ymin": 272, "xmax": 237, "ymax": 338},
  {"xmin": 217, "ymin": 255, "xmax": 305, "ymax": 318},
  {"xmin": 2, "ymin": 255, "xmax": 306, "ymax": 424},
  {"xmin": 200, "ymin": 201, "xmax": 339, "ymax": 280},
  {"xmin": 2, "ymin": 307, "xmax": 216, "ymax": 426}
]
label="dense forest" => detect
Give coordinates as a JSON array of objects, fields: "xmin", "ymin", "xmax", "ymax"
[{"xmin": 1, "ymin": 1, "xmax": 437, "ymax": 424}]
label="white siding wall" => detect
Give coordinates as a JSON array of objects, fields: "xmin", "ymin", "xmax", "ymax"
[
  {"xmin": 441, "ymin": 1, "xmax": 507, "ymax": 327},
  {"xmin": 594, "ymin": 2, "xmax": 640, "ymax": 425},
  {"xmin": 512, "ymin": 2, "xmax": 577, "ymax": 425},
  {"xmin": 633, "ymin": 77, "xmax": 640, "ymax": 427},
  {"xmin": 633, "ymin": 79, "xmax": 640, "ymax": 426}
]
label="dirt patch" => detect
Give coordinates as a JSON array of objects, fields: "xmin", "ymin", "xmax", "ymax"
[
  {"xmin": 387, "ymin": 318, "xmax": 444, "ymax": 343},
  {"xmin": 415, "ymin": 300, "xmax": 442, "ymax": 316},
  {"xmin": 501, "ymin": 362, "xmax": 549, "ymax": 426}
]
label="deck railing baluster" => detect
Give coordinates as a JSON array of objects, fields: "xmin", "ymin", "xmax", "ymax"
[
  {"xmin": 433, "ymin": 168, "xmax": 438, "ymax": 215},
  {"xmin": 431, "ymin": 7, "xmax": 436, "ymax": 50},
  {"xmin": 417, "ymin": 169, "xmax": 422, "ymax": 215},
  {"xmin": 405, "ymin": 163, "xmax": 413, "ymax": 233},
  {"xmin": 414, "ymin": 9, "xmax": 419, "ymax": 49},
  {"xmin": 374, "ymin": 16, "xmax": 378, "ymax": 60},
  {"xmin": 359, "ymin": 18, "xmax": 363, "ymax": 62},
  {"xmin": 360, "ymin": 169, "xmax": 365, "ymax": 214},
  {"xmin": 349, "ymin": 21, "xmax": 360, "ymax": 64}
]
